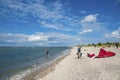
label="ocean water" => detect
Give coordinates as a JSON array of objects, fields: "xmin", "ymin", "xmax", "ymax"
[{"xmin": 0, "ymin": 46, "xmax": 71, "ymax": 80}]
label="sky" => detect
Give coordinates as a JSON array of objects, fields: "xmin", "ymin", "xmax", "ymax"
[{"xmin": 0, "ymin": 0, "xmax": 120, "ymax": 46}]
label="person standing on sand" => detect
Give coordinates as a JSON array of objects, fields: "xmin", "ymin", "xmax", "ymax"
[
  {"xmin": 77, "ymin": 46, "xmax": 82, "ymax": 58},
  {"xmin": 115, "ymin": 43, "xmax": 119, "ymax": 49}
]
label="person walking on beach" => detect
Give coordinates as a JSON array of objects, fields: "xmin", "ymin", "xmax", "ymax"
[
  {"xmin": 77, "ymin": 46, "xmax": 82, "ymax": 58},
  {"xmin": 93, "ymin": 43, "xmax": 96, "ymax": 48},
  {"xmin": 115, "ymin": 43, "xmax": 119, "ymax": 49}
]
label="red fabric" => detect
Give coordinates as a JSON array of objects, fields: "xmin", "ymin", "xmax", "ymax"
[
  {"xmin": 96, "ymin": 48, "xmax": 116, "ymax": 58},
  {"xmin": 106, "ymin": 51, "xmax": 116, "ymax": 57},
  {"xmin": 88, "ymin": 48, "xmax": 116, "ymax": 58},
  {"xmin": 97, "ymin": 48, "xmax": 107, "ymax": 58},
  {"xmin": 87, "ymin": 53, "xmax": 95, "ymax": 58}
]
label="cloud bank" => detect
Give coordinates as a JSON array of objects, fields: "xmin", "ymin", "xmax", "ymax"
[{"xmin": 0, "ymin": 32, "xmax": 81, "ymax": 46}]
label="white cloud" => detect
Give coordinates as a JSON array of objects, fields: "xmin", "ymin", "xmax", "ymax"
[
  {"xmin": 0, "ymin": 32, "xmax": 82, "ymax": 46},
  {"xmin": 0, "ymin": 0, "xmax": 65, "ymax": 21},
  {"xmin": 80, "ymin": 14, "xmax": 109, "ymax": 34},
  {"xmin": 0, "ymin": 32, "xmax": 48, "ymax": 43},
  {"xmin": 79, "ymin": 14, "xmax": 110, "ymax": 41},
  {"xmin": 80, "ymin": 21, "xmax": 109, "ymax": 35},
  {"xmin": 45, "ymin": 32, "xmax": 81, "ymax": 44},
  {"xmin": 80, "ymin": 14, "xmax": 99, "ymax": 23},
  {"xmin": 40, "ymin": 20, "xmax": 73, "ymax": 31},
  {"xmin": 0, "ymin": 33, "xmax": 27, "ymax": 43},
  {"xmin": 40, "ymin": 21, "xmax": 61, "ymax": 30},
  {"xmin": 80, "ymin": 11, "xmax": 86, "ymax": 14},
  {"xmin": 28, "ymin": 35, "xmax": 48, "ymax": 41},
  {"xmin": 0, "ymin": 0, "xmax": 80, "ymax": 31},
  {"xmin": 105, "ymin": 27, "xmax": 120, "ymax": 38},
  {"xmin": 79, "ymin": 29, "xmax": 93, "ymax": 34}
]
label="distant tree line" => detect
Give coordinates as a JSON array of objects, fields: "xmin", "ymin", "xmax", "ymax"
[{"xmin": 83, "ymin": 42, "xmax": 120, "ymax": 47}]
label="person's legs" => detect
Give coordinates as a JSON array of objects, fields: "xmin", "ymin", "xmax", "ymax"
[
  {"xmin": 117, "ymin": 46, "xmax": 118, "ymax": 49},
  {"xmin": 80, "ymin": 52, "xmax": 82, "ymax": 57},
  {"xmin": 78, "ymin": 52, "xmax": 80, "ymax": 58},
  {"xmin": 87, "ymin": 53, "xmax": 89, "ymax": 57}
]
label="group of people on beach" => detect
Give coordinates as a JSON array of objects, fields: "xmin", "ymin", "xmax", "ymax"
[
  {"xmin": 44, "ymin": 43, "xmax": 119, "ymax": 59},
  {"xmin": 76, "ymin": 43, "xmax": 119, "ymax": 59}
]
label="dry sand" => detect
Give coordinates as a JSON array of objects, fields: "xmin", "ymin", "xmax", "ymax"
[{"xmin": 33, "ymin": 47, "xmax": 120, "ymax": 80}]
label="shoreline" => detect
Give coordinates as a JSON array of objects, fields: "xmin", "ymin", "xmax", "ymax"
[
  {"xmin": 22, "ymin": 49, "xmax": 72, "ymax": 80},
  {"xmin": 36, "ymin": 46, "xmax": 120, "ymax": 80}
]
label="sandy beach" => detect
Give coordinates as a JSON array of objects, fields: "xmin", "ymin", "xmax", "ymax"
[{"xmin": 24, "ymin": 46, "xmax": 120, "ymax": 80}]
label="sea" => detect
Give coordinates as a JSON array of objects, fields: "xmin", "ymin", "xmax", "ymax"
[{"xmin": 0, "ymin": 46, "xmax": 71, "ymax": 80}]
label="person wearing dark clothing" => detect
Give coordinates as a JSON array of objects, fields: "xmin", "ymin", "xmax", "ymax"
[
  {"xmin": 46, "ymin": 48, "xmax": 49, "ymax": 57},
  {"xmin": 115, "ymin": 43, "xmax": 119, "ymax": 49},
  {"xmin": 78, "ymin": 47, "xmax": 81, "ymax": 52},
  {"xmin": 77, "ymin": 46, "xmax": 82, "ymax": 58}
]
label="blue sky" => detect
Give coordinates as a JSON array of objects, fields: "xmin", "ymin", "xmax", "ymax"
[{"xmin": 0, "ymin": 0, "xmax": 120, "ymax": 46}]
